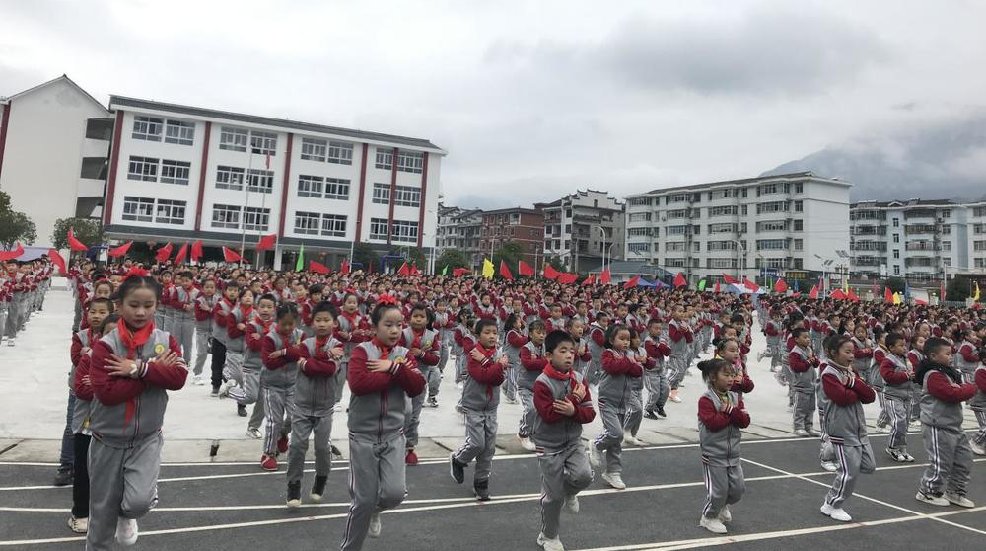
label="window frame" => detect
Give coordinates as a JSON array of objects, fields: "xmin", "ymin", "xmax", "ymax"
[
  {"xmin": 121, "ymin": 196, "xmax": 155, "ymax": 222},
  {"xmin": 160, "ymin": 159, "xmax": 191, "ymax": 186},
  {"xmin": 219, "ymin": 126, "xmax": 248, "ymax": 152},
  {"xmin": 132, "ymin": 116, "xmax": 163, "ymax": 141},
  {"xmin": 164, "ymin": 120, "xmax": 195, "ymax": 146}
]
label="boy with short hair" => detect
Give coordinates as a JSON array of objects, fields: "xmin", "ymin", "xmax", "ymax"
[{"xmin": 532, "ymin": 330, "xmax": 596, "ymax": 551}]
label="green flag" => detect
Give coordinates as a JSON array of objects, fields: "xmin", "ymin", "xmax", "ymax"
[
  {"xmin": 697, "ymin": 278, "xmax": 707, "ymax": 291},
  {"xmin": 442, "ymin": 265, "xmax": 449, "ymax": 276},
  {"xmin": 295, "ymin": 244, "xmax": 305, "ymax": 272}
]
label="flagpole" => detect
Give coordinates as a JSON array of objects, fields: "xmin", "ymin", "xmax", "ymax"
[
  {"xmin": 239, "ymin": 146, "xmax": 254, "ymax": 268},
  {"xmin": 257, "ymin": 153, "xmax": 269, "ymax": 271}
]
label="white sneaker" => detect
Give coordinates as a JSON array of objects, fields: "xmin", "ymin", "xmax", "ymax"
[
  {"xmin": 246, "ymin": 428, "xmax": 262, "ymax": 439},
  {"xmin": 537, "ymin": 532, "xmax": 565, "ymax": 551},
  {"xmin": 970, "ymin": 440, "xmax": 986, "ymax": 456},
  {"xmin": 820, "ymin": 503, "xmax": 852, "ymax": 522},
  {"xmin": 519, "ymin": 436, "xmax": 536, "ymax": 452},
  {"xmin": 944, "ymin": 493, "xmax": 975, "ymax": 508},
  {"xmin": 699, "ymin": 514, "xmax": 728, "ymax": 534},
  {"xmin": 67, "ymin": 515, "xmax": 88, "ymax": 533},
  {"xmin": 718, "ymin": 505, "xmax": 732, "ymax": 523},
  {"xmin": 915, "ymin": 491, "xmax": 950, "ymax": 507},
  {"xmin": 588, "ymin": 444, "xmax": 603, "ymax": 470},
  {"xmin": 622, "ymin": 432, "xmax": 643, "ymax": 446},
  {"xmin": 564, "ymin": 495, "xmax": 580, "ymax": 514},
  {"xmin": 601, "ymin": 472, "xmax": 626, "ymax": 490},
  {"xmin": 333, "ymin": 403, "xmax": 342, "ymax": 412},
  {"xmin": 820, "ymin": 460, "xmax": 839, "ymax": 472},
  {"xmin": 217, "ymin": 379, "xmax": 236, "ymax": 398},
  {"xmin": 114, "ymin": 517, "xmax": 138, "ymax": 545},
  {"xmin": 193, "ymin": 375, "xmax": 206, "ymax": 386},
  {"xmin": 6, "ymin": 338, "xmax": 14, "ymax": 347},
  {"xmin": 669, "ymin": 394, "xmax": 682, "ymax": 403},
  {"xmin": 368, "ymin": 512, "xmax": 382, "ymax": 537}
]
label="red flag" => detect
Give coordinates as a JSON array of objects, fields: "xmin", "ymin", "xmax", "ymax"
[
  {"xmin": 256, "ymin": 233, "xmax": 276, "ymax": 251},
  {"xmin": 722, "ymin": 274, "xmax": 738, "ymax": 284},
  {"xmin": 808, "ymin": 284, "xmax": 819, "ymax": 299},
  {"xmin": 623, "ymin": 275, "xmax": 640, "ymax": 289},
  {"xmin": 155, "ymin": 242, "xmax": 174, "ymax": 263},
  {"xmin": 582, "ymin": 274, "xmax": 597, "ymax": 285},
  {"xmin": 191, "ymin": 240, "xmax": 203, "ymax": 262},
  {"xmin": 107, "ymin": 241, "xmax": 133, "ymax": 258},
  {"xmin": 499, "ymin": 260, "xmax": 514, "ymax": 280},
  {"xmin": 453, "ymin": 267, "xmax": 470, "ymax": 277},
  {"xmin": 67, "ymin": 227, "xmax": 88, "ymax": 252},
  {"xmin": 714, "ymin": 282, "xmax": 721, "ymax": 293},
  {"xmin": 48, "ymin": 248, "xmax": 66, "ymax": 275},
  {"xmin": 557, "ymin": 273, "xmax": 578, "ymax": 285},
  {"xmin": 0, "ymin": 243, "xmax": 24, "ymax": 261},
  {"xmin": 309, "ymin": 261, "xmax": 330, "ymax": 275},
  {"xmin": 543, "ymin": 264, "xmax": 560, "ymax": 280},
  {"xmin": 265, "ymin": 153, "xmax": 272, "ymax": 170},
  {"xmin": 174, "ymin": 243, "xmax": 188, "ymax": 265},
  {"xmin": 847, "ymin": 288, "xmax": 860, "ymax": 302},
  {"xmin": 340, "ymin": 259, "xmax": 351, "ymax": 275},
  {"xmin": 518, "ymin": 260, "xmax": 534, "ymax": 277},
  {"xmin": 940, "ymin": 280, "xmax": 946, "ymax": 302},
  {"xmin": 397, "ymin": 262, "xmax": 410, "ymax": 276},
  {"xmin": 884, "ymin": 287, "xmax": 893, "ymax": 304},
  {"xmin": 773, "ymin": 278, "xmax": 788, "ymax": 293},
  {"xmin": 409, "ymin": 264, "xmax": 421, "ymax": 276},
  {"xmin": 673, "ymin": 272, "xmax": 687, "ymax": 288},
  {"xmin": 600, "ymin": 269, "xmax": 611, "ymax": 284},
  {"xmin": 742, "ymin": 277, "xmax": 760, "ymax": 292},
  {"xmin": 830, "ymin": 289, "xmax": 848, "ymax": 300},
  {"xmin": 222, "ymin": 246, "xmax": 242, "ymax": 263}
]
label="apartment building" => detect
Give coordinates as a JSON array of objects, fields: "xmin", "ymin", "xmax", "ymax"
[
  {"xmin": 623, "ymin": 172, "xmax": 851, "ymax": 283},
  {"xmin": 435, "ymin": 204, "xmax": 484, "ymax": 268},
  {"xmin": 0, "ymin": 75, "xmax": 111, "ymax": 248},
  {"xmin": 850, "ymin": 198, "xmax": 986, "ymax": 280},
  {"xmin": 101, "ymin": 96, "xmax": 444, "ymax": 269},
  {"xmin": 479, "ymin": 207, "xmax": 545, "ymax": 268},
  {"xmin": 535, "ymin": 190, "xmax": 625, "ymax": 273}
]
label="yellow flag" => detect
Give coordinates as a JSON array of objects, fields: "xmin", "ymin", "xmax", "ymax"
[
  {"xmin": 892, "ymin": 291, "xmax": 902, "ymax": 305},
  {"xmin": 974, "ymin": 282, "xmax": 981, "ymax": 301},
  {"xmin": 481, "ymin": 258, "xmax": 494, "ymax": 279}
]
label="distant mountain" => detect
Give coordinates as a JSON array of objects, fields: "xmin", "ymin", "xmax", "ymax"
[{"xmin": 761, "ymin": 114, "xmax": 986, "ymax": 202}]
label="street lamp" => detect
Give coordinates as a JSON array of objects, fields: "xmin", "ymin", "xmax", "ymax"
[{"xmin": 593, "ymin": 224, "xmax": 609, "ymax": 272}]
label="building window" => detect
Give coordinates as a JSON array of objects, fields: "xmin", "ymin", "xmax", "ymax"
[
  {"xmin": 708, "ymin": 205, "xmax": 737, "ymax": 217},
  {"xmin": 321, "ymin": 214, "xmax": 347, "ymax": 237},
  {"xmin": 394, "ymin": 185, "xmax": 421, "ymax": 207},
  {"xmin": 249, "ymin": 131, "xmax": 277, "ymax": 155},
  {"xmin": 212, "ymin": 204, "xmax": 241, "ymax": 229},
  {"xmin": 665, "ymin": 242, "xmax": 685, "ymax": 252},
  {"xmin": 665, "ymin": 257, "xmax": 686, "ymax": 268},
  {"xmin": 756, "ymin": 239, "xmax": 787, "ymax": 250},
  {"xmin": 757, "ymin": 220, "xmax": 787, "ymax": 232},
  {"xmin": 323, "ymin": 178, "xmax": 350, "ymax": 200},
  {"xmin": 375, "ymin": 148, "xmax": 394, "ymax": 170},
  {"xmin": 396, "ymin": 151, "xmax": 424, "ymax": 174},
  {"xmin": 973, "ymin": 241, "xmax": 986, "ymax": 252},
  {"xmin": 758, "ymin": 183, "xmax": 778, "ymax": 196},
  {"xmin": 373, "ymin": 183, "xmax": 390, "ymax": 204},
  {"xmin": 369, "ymin": 217, "xmax": 389, "ymax": 240},
  {"xmin": 977, "ymin": 258, "xmax": 986, "ymax": 268},
  {"xmin": 793, "ymin": 219, "xmax": 804, "ymax": 231},
  {"xmin": 794, "ymin": 200, "xmax": 804, "ymax": 212},
  {"xmin": 708, "ymin": 223, "xmax": 737, "ymax": 234},
  {"xmin": 756, "ymin": 201, "xmax": 789, "ymax": 214},
  {"xmin": 132, "ymin": 117, "xmax": 163, "ymax": 141},
  {"xmin": 300, "ymin": 138, "xmax": 326, "ymax": 161},
  {"xmin": 627, "ymin": 227, "xmax": 651, "ymax": 237},
  {"xmin": 893, "ymin": 233, "xmax": 900, "ymax": 243},
  {"xmin": 707, "ymin": 240, "xmax": 736, "ymax": 251},
  {"xmin": 164, "ymin": 120, "xmax": 195, "ymax": 145},
  {"xmin": 127, "ymin": 156, "xmax": 159, "ymax": 182},
  {"xmin": 892, "ymin": 217, "xmax": 899, "ymax": 227},
  {"xmin": 793, "ymin": 258, "xmax": 804, "ymax": 269},
  {"xmin": 628, "ymin": 212, "xmax": 651, "ymax": 223},
  {"xmin": 243, "ymin": 207, "xmax": 270, "ymax": 231},
  {"xmin": 216, "ymin": 165, "xmax": 245, "ymax": 191},
  {"xmin": 893, "ymin": 265, "xmax": 900, "ymax": 275},
  {"xmin": 667, "ymin": 225, "xmax": 688, "ymax": 235},
  {"xmin": 628, "ymin": 243, "xmax": 651, "ymax": 254},
  {"xmin": 121, "ymin": 196, "xmax": 155, "ymax": 222},
  {"xmin": 298, "ymin": 175, "xmax": 324, "ymax": 197},
  {"xmin": 294, "ymin": 211, "xmax": 321, "ymax": 235},
  {"xmin": 794, "ymin": 239, "xmax": 804, "ymax": 251},
  {"xmin": 795, "ymin": 182, "xmax": 804, "ymax": 194},
  {"xmin": 628, "ymin": 196, "xmax": 652, "ymax": 206},
  {"xmin": 392, "ymin": 220, "xmax": 419, "ymax": 243},
  {"xmin": 327, "ymin": 141, "xmax": 354, "ymax": 165},
  {"xmin": 155, "ymin": 199, "xmax": 186, "ymax": 225},
  {"xmin": 974, "ymin": 207, "xmax": 986, "ymax": 217},
  {"xmin": 219, "ymin": 126, "xmax": 248, "ymax": 152},
  {"xmin": 942, "ymin": 241, "xmax": 951, "ymax": 251},
  {"xmin": 246, "ymin": 169, "xmax": 274, "ymax": 194},
  {"xmin": 707, "ymin": 258, "xmax": 736, "ymax": 269},
  {"xmin": 160, "ymin": 160, "xmax": 191, "ymax": 185},
  {"xmin": 667, "ymin": 209, "xmax": 688, "ymax": 219}
]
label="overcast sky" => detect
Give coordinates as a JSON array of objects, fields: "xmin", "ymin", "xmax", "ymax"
[{"xmin": 2, "ymin": 0, "xmax": 984, "ymax": 208}]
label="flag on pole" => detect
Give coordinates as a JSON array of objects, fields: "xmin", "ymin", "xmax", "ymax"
[
  {"xmin": 714, "ymin": 281, "xmax": 721, "ymax": 293},
  {"xmin": 397, "ymin": 261, "xmax": 410, "ymax": 276},
  {"xmin": 940, "ymin": 280, "xmax": 947, "ymax": 302},
  {"xmin": 697, "ymin": 278, "xmax": 707, "ymax": 291},
  {"xmin": 482, "ymin": 258, "xmax": 495, "ymax": 279},
  {"xmin": 222, "ymin": 246, "xmax": 242, "ymax": 263},
  {"xmin": 499, "ymin": 260, "xmax": 514, "ymax": 280},
  {"xmin": 722, "ymin": 274, "xmax": 738, "ymax": 284},
  {"xmin": 543, "ymin": 264, "xmax": 560, "ymax": 280},
  {"xmin": 518, "ymin": 260, "xmax": 534, "ymax": 277},
  {"xmin": 453, "ymin": 267, "xmax": 470, "ymax": 277},
  {"xmin": 107, "ymin": 241, "xmax": 133, "ymax": 258},
  {"xmin": 600, "ymin": 269, "xmax": 612, "ymax": 284},
  {"xmin": 191, "ymin": 240, "xmax": 204, "ymax": 262},
  {"xmin": 174, "ymin": 243, "xmax": 188, "ymax": 265},
  {"xmin": 742, "ymin": 277, "xmax": 760, "ymax": 292},
  {"xmin": 847, "ymin": 288, "xmax": 860, "ymax": 302},
  {"xmin": 309, "ymin": 261, "xmax": 330, "ymax": 275},
  {"xmin": 582, "ymin": 274, "xmax": 596, "ymax": 285},
  {"xmin": 773, "ymin": 278, "xmax": 788, "ymax": 293},
  {"xmin": 973, "ymin": 281, "xmax": 981, "ymax": 301},
  {"xmin": 673, "ymin": 272, "xmax": 687, "ymax": 288},
  {"xmin": 557, "ymin": 273, "xmax": 578, "ymax": 285},
  {"xmin": 154, "ymin": 242, "xmax": 173, "ymax": 263},
  {"xmin": 67, "ymin": 227, "xmax": 89, "ymax": 252},
  {"xmin": 340, "ymin": 259, "xmax": 351, "ymax": 275},
  {"xmin": 623, "ymin": 275, "xmax": 640, "ymax": 289},
  {"xmin": 1, "ymin": 243, "xmax": 26, "ymax": 261},
  {"xmin": 441, "ymin": 265, "xmax": 449, "ymax": 276},
  {"xmin": 809, "ymin": 284, "xmax": 819, "ymax": 299},
  {"xmin": 48, "ymin": 248, "xmax": 66, "ymax": 275},
  {"xmin": 256, "ymin": 233, "xmax": 276, "ymax": 251},
  {"xmin": 295, "ymin": 245, "xmax": 305, "ymax": 272},
  {"xmin": 892, "ymin": 291, "xmax": 902, "ymax": 305},
  {"xmin": 884, "ymin": 287, "xmax": 893, "ymax": 304}
]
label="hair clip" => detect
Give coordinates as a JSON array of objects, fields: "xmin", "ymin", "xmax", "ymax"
[
  {"xmin": 378, "ymin": 293, "xmax": 398, "ymax": 306},
  {"xmin": 124, "ymin": 267, "xmax": 150, "ymax": 280}
]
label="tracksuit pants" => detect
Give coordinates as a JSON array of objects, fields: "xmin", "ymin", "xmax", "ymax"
[
  {"xmin": 518, "ymin": 387, "xmax": 535, "ymax": 437},
  {"xmin": 453, "ymin": 410, "xmax": 498, "ymax": 483},
  {"xmin": 210, "ymin": 340, "xmax": 227, "ymax": 390},
  {"xmin": 405, "ymin": 392, "xmax": 424, "ymax": 448},
  {"xmin": 422, "ymin": 365, "xmax": 441, "ymax": 400},
  {"xmin": 288, "ymin": 413, "xmax": 334, "ymax": 484},
  {"xmin": 643, "ymin": 369, "xmax": 669, "ymax": 411},
  {"xmin": 624, "ymin": 390, "xmax": 643, "ymax": 437},
  {"xmin": 59, "ymin": 391, "xmax": 77, "ymax": 472},
  {"xmin": 72, "ymin": 300, "xmax": 82, "ymax": 333},
  {"xmin": 502, "ymin": 362, "xmax": 519, "ymax": 402},
  {"xmin": 594, "ymin": 402, "xmax": 624, "ymax": 474},
  {"xmin": 262, "ymin": 386, "xmax": 294, "ymax": 455},
  {"xmin": 538, "ymin": 442, "xmax": 593, "ymax": 540},
  {"xmin": 973, "ymin": 409, "xmax": 986, "ymax": 448},
  {"xmin": 333, "ymin": 363, "xmax": 348, "ymax": 404},
  {"xmin": 0, "ymin": 305, "xmax": 9, "ymax": 341},
  {"xmin": 4, "ymin": 300, "xmax": 22, "ymax": 339},
  {"xmin": 668, "ymin": 356, "xmax": 687, "ymax": 389},
  {"xmin": 72, "ymin": 433, "xmax": 91, "ymax": 519},
  {"xmin": 920, "ymin": 426, "xmax": 973, "ymax": 498},
  {"xmin": 86, "ymin": 432, "xmax": 162, "ymax": 551},
  {"xmin": 172, "ymin": 316, "xmax": 195, "ymax": 364},
  {"xmin": 702, "ymin": 462, "xmax": 745, "ymax": 519},
  {"xmin": 340, "ymin": 432, "xmax": 407, "ymax": 551},
  {"xmin": 792, "ymin": 385, "xmax": 816, "ymax": 432},
  {"xmin": 192, "ymin": 326, "xmax": 211, "ymax": 376},
  {"xmin": 825, "ymin": 441, "xmax": 875, "ymax": 508},
  {"xmin": 884, "ymin": 395, "xmax": 910, "ymax": 451}
]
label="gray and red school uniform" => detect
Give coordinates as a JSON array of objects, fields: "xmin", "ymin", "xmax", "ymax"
[
  {"xmin": 452, "ymin": 343, "xmax": 507, "ymax": 486},
  {"xmin": 643, "ymin": 334, "xmax": 671, "ymax": 412},
  {"xmin": 698, "ymin": 388, "xmax": 750, "ymax": 520},
  {"xmin": 289, "ymin": 335, "xmax": 343, "ymax": 485},
  {"xmin": 917, "ymin": 363, "xmax": 977, "ymax": 499},
  {"xmin": 518, "ymin": 340, "xmax": 546, "ymax": 439},
  {"xmin": 335, "ymin": 310, "xmax": 370, "ymax": 404},
  {"xmin": 593, "ymin": 348, "xmax": 643, "ymax": 475},
  {"xmin": 880, "ymin": 352, "xmax": 914, "ymax": 452},
  {"xmin": 260, "ymin": 329, "xmax": 305, "ymax": 456},
  {"xmin": 399, "ymin": 327, "xmax": 440, "ymax": 447},
  {"xmin": 819, "ymin": 361, "xmax": 877, "ymax": 509},
  {"xmin": 788, "ymin": 345, "xmax": 818, "ymax": 433}
]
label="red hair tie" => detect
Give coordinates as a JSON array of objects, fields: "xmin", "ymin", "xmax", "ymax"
[
  {"xmin": 378, "ymin": 293, "xmax": 398, "ymax": 306},
  {"xmin": 124, "ymin": 267, "xmax": 149, "ymax": 281}
]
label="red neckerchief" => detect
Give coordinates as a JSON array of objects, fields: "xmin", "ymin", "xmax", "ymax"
[
  {"xmin": 543, "ymin": 362, "xmax": 572, "ymax": 382},
  {"xmin": 117, "ymin": 321, "xmax": 155, "ymax": 359},
  {"xmin": 239, "ymin": 304, "xmax": 254, "ymax": 318},
  {"xmin": 342, "ymin": 310, "xmax": 360, "ymax": 329},
  {"xmin": 371, "ymin": 337, "xmax": 393, "ymax": 358},
  {"xmin": 254, "ymin": 314, "xmax": 273, "ymax": 335},
  {"xmin": 411, "ymin": 327, "xmax": 424, "ymax": 349},
  {"xmin": 315, "ymin": 335, "xmax": 330, "ymax": 358}
]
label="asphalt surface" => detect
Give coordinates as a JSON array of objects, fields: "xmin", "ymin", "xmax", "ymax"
[{"xmin": 2, "ymin": 432, "xmax": 984, "ymax": 550}]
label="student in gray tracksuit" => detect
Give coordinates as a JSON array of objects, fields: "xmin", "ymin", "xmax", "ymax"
[
  {"xmin": 241, "ymin": 295, "xmax": 276, "ymax": 437},
  {"xmin": 532, "ymin": 330, "xmax": 596, "ymax": 551},
  {"xmin": 340, "ymin": 300, "xmax": 425, "ymax": 551},
  {"xmin": 259, "ymin": 305, "xmax": 305, "ymax": 469},
  {"xmin": 288, "ymin": 302, "xmax": 344, "ymax": 507},
  {"xmin": 879, "ymin": 333, "xmax": 915, "ymax": 462},
  {"xmin": 915, "ymin": 338, "xmax": 978, "ymax": 506},
  {"xmin": 697, "ymin": 358, "xmax": 750, "ymax": 534},
  {"xmin": 643, "ymin": 322, "xmax": 672, "ymax": 418},
  {"xmin": 450, "ymin": 318, "xmax": 508, "ymax": 500},
  {"xmin": 503, "ymin": 314, "xmax": 528, "ymax": 404},
  {"xmin": 818, "ymin": 335, "xmax": 876, "ymax": 522},
  {"xmin": 586, "ymin": 314, "xmax": 609, "ymax": 385},
  {"xmin": 191, "ymin": 280, "xmax": 217, "ymax": 380},
  {"xmin": 170, "ymin": 273, "xmax": 198, "ymax": 363},
  {"xmin": 518, "ymin": 322, "xmax": 547, "ymax": 450},
  {"xmin": 87, "ymin": 275, "xmax": 187, "ymax": 550},
  {"xmin": 399, "ymin": 308, "xmax": 441, "ymax": 462},
  {"xmin": 788, "ymin": 329, "xmax": 819, "ymax": 436},
  {"xmin": 590, "ymin": 325, "xmax": 643, "ymax": 489},
  {"xmin": 222, "ymin": 289, "xmax": 255, "ymax": 415},
  {"xmin": 971, "ymin": 365, "xmax": 986, "ymax": 454}
]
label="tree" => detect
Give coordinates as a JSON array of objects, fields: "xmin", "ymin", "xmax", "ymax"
[
  {"xmin": 945, "ymin": 275, "xmax": 971, "ymax": 302},
  {"xmin": 884, "ymin": 276, "xmax": 906, "ymax": 294},
  {"xmin": 435, "ymin": 248, "xmax": 470, "ymax": 272},
  {"xmin": 403, "ymin": 247, "xmax": 427, "ymax": 270},
  {"xmin": 351, "ymin": 242, "xmax": 379, "ymax": 272},
  {"xmin": 492, "ymin": 241, "xmax": 525, "ymax": 274},
  {"xmin": 0, "ymin": 192, "xmax": 36, "ymax": 249},
  {"xmin": 51, "ymin": 217, "xmax": 104, "ymax": 251}
]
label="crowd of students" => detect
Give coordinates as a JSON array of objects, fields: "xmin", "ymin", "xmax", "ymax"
[{"xmin": 16, "ymin": 255, "xmax": 986, "ymax": 551}]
